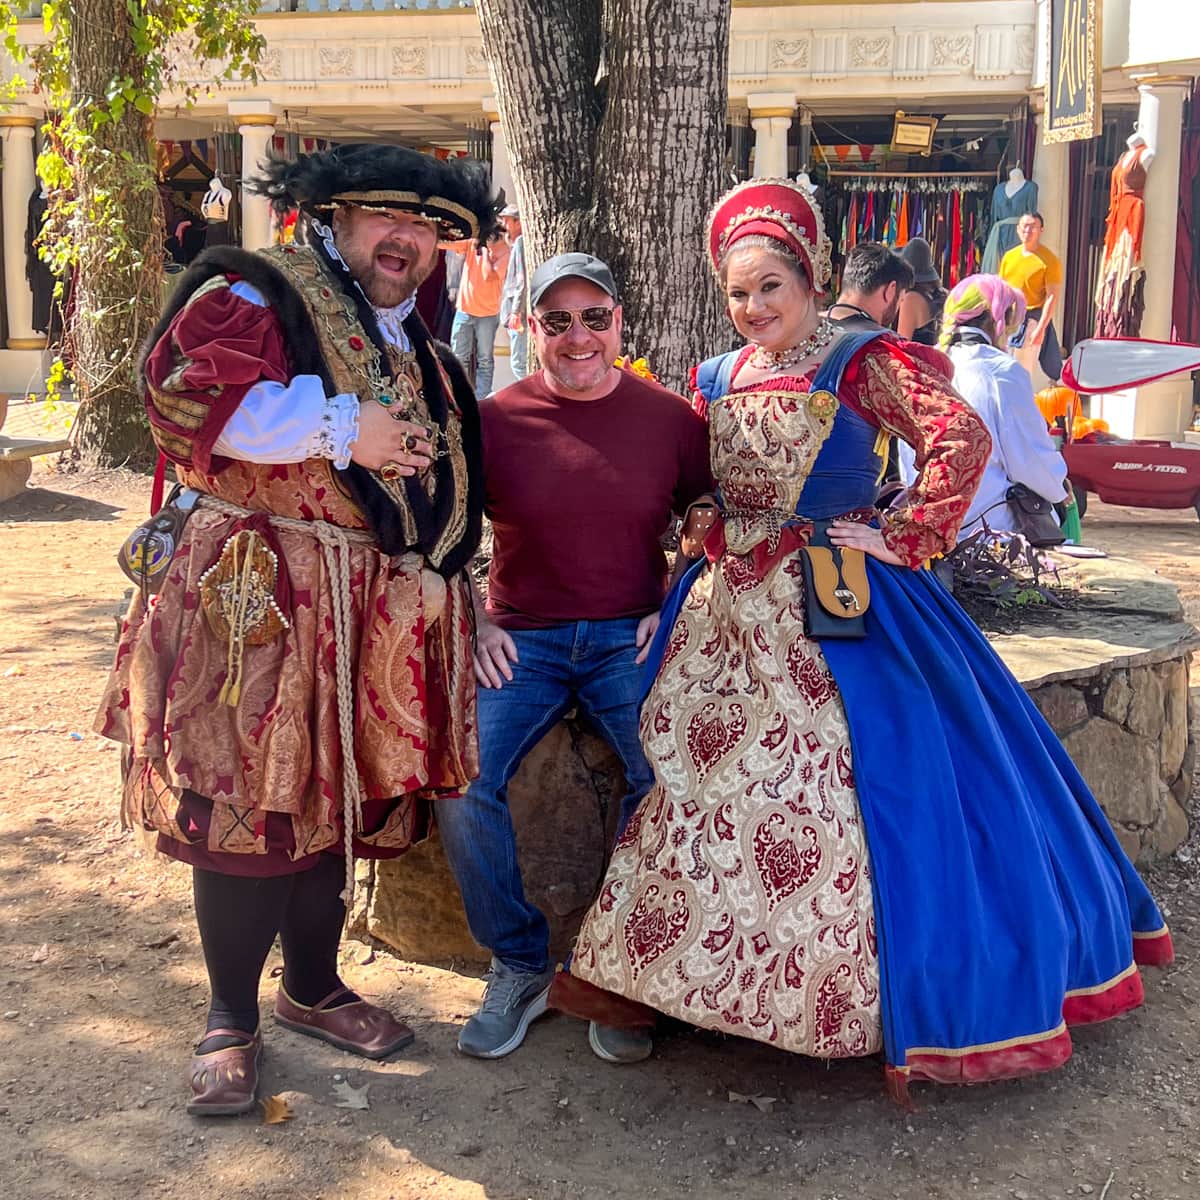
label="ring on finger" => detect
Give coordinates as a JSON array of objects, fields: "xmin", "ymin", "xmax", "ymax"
[
  {"xmin": 403, "ymin": 432, "xmax": 419, "ymax": 452},
  {"xmin": 380, "ymin": 462, "xmax": 404, "ymax": 482}
]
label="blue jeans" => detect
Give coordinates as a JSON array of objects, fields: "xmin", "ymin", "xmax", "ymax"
[
  {"xmin": 508, "ymin": 326, "xmax": 529, "ymax": 381},
  {"xmin": 450, "ymin": 310, "xmax": 500, "ymax": 397},
  {"xmin": 435, "ymin": 618, "xmax": 655, "ymax": 973}
]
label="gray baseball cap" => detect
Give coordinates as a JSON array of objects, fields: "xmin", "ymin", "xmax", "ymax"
[{"xmin": 529, "ymin": 252, "xmax": 618, "ymax": 308}]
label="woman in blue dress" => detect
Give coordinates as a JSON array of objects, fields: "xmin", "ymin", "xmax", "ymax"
[{"xmin": 552, "ymin": 179, "xmax": 1173, "ymax": 1100}]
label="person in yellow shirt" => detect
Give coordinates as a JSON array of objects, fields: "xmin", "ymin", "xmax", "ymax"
[{"xmin": 999, "ymin": 211, "xmax": 1064, "ymax": 384}]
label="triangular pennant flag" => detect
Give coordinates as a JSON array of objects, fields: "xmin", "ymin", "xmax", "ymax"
[
  {"xmin": 1063, "ymin": 338, "xmax": 1200, "ymax": 393},
  {"xmin": 859, "ymin": 143, "xmax": 874, "ymax": 162}
]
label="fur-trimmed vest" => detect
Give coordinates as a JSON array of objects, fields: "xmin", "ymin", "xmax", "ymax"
[{"xmin": 141, "ymin": 244, "xmax": 483, "ymax": 578}]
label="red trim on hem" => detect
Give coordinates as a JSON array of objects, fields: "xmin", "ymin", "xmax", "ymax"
[
  {"xmin": 1062, "ymin": 969, "xmax": 1143, "ymax": 1026},
  {"xmin": 1133, "ymin": 928, "xmax": 1174, "ymax": 967},
  {"xmin": 548, "ymin": 972, "xmax": 656, "ymax": 1031}
]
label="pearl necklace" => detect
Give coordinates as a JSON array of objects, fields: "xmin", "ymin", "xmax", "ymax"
[{"xmin": 748, "ymin": 318, "xmax": 836, "ymax": 370}]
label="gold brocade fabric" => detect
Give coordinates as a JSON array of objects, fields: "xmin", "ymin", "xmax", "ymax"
[
  {"xmin": 98, "ymin": 505, "xmax": 477, "ymax": 859},
  {"xmin": 98, "ymin": 244, "xmax": 481, "ymax": 861},
  {"xmin": 571, "ymin": 381, "xmax": 883, "ymax": 1057}
]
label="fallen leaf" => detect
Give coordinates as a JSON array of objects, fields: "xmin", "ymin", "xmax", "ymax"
[
  {"xmin": 260, "ymin": 1094, "xmax": 294, "ymax": 1125},
  {"xmin": 2, "ymin": 665, "xmax": 25, "ymax": 678},
  {"xmin": 750, "ymin": 1096, "xmax": 777, "ymax": 1113},
  {"xmin": 30, "ymin": 943, "xmax": 49, "ymax": 964},
  {"xmin": 145, "ymin": 931, "xmax": 180, "ymax": 950},
  {"xmin": 332, "ymin": 1079, "xmax": 369, "ymax": 1110},
  {"xmin": 727, "ymin": 1090, "xmax": 750, "ymax": 1104}
]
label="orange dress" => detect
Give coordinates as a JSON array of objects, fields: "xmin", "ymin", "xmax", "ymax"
[{"xmin": 1094, "ymin": 145, "xmax": 1148, "ymax": 338}]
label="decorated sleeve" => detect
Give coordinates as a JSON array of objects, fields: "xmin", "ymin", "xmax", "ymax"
[
  {"xmin": 853, "ymin": 343, "xmax": 992, "ymax": 566},
  {"xmin": 142, "ymin": 275, "xmax": 291, "ymax": 473}
]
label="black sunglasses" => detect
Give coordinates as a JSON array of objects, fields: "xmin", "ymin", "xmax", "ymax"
[{"xmin": 534, "ymin": 306, "xmax": 615, "ymax": 337}]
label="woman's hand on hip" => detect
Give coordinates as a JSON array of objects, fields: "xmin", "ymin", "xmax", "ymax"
[{"xmin": 827, "ymin": 520, "xmax": 905, "ymax": 566}]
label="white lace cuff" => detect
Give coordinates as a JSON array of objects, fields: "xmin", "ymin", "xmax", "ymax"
[{"xmin": 214, "ymin": 376, "xmax": 359, "ymax": 466}]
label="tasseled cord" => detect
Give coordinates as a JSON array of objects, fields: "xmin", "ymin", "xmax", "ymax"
[{"xmin": 218, "ymin": 531, "xmax": 255, "ymax": 708}]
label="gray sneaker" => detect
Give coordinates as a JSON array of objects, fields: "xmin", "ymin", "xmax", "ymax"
[
  {"xmin": 588, "ymin": 1020, "xmax": 653, "ymax": 1064},
  {"xmin": 457, "ymin": 958, "xmax": 556, "ymax": 1059}
]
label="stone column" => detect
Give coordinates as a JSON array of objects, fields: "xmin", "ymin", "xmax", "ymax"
[
  {"xmin": 1130, "ymin": 77, "xmax": 1192, "ymax": 437},
  {"xmin": 1032, "ymin": 111, "xmax": 1069, "ymax": 272},
  {"xmin": 483, "ymin": 97, "xmax": 514, "ymax": 205},
  {"xmin": 748, "ymin": 94, "xmax": 795, "ymax": 179},
  {"xmin": 235, "ymin": 113, "xmax": 277, "ymax": 251},
  {"xmin": 0, "ymin": 115, "xmax": 44, "ymax": 350}
]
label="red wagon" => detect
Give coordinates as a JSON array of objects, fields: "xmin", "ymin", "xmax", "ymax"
[
  {"xmin": 1063, "ymin": 439, "xmax": 1200, "ymax": 520},
  {"xmin": 1060, "ymin": 338, "xmax": 1200, "ymax": 521}
]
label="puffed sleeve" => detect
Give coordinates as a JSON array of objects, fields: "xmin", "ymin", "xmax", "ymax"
[
  {"xmin": 142, "ymin": 275, "xmax": 292, "ymax": 473},
  {"xmin": 850, "ymin": 342, "xmax": 992, "ymax": 566}
]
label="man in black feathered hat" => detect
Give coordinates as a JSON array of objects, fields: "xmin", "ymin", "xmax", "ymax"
[{"xmin": 97, "ymin": 144, "xmax": 498, "ymax": 1115}]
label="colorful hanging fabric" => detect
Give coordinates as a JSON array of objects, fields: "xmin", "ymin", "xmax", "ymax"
[{"xmin": 897, "ymin": 190, "xmax": 910, "ymax": 247}]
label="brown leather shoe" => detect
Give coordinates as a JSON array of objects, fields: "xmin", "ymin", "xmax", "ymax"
[
  {"xmin": 274, "ymin": 986, "xmax": 415, "ymax": 1060},
  {"xmin": 186, "ymin": 1028, "xmax": 262, "ymax": 1116}
]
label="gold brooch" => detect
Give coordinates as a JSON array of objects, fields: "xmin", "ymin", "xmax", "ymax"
[{"xmin": 807, "ymin": 389, "xmax": 838, "ymax": 421}]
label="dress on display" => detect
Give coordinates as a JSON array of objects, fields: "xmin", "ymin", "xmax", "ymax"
[
  {"xmin": 1094, "ymin": 145, "xmax": 1148, "ymax": 338},
  {"xmin": 556, "ymin": 331, "xmax": 1173, "ymax": 1098},
  {"xmin": 981, "ymin": 178, "xmax": 1039, "ymax": 274}
]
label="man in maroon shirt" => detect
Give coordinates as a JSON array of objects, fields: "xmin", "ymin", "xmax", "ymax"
[{"xmin": 435, "ymin": 253, "xmax": 712, "ymax": 1065}]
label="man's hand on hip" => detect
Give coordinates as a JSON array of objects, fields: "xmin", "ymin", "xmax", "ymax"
[
  {"xmin": 475, "ymin": 616, "xmax": 519, "ymax": 688},
  {"xmin": 351, "ymin": 401, "xmax": 434, "ymax": 474},
  {"xmin": 634, "ymin": 611, "xmax": 660, "ymax": 665}
]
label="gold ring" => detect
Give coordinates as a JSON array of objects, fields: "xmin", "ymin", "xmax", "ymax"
[
  {"xmin": 403, "ymin": 432, "xmax": 418, "ymax": 452},
  {"xmin": 380, "ymin": 463, "xmax": 404, "ymax": 482}
]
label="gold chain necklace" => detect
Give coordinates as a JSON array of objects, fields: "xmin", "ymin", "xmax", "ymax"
[{"xmin": 748, "ymin": 318, "xmax": 836, "ymax": 370}]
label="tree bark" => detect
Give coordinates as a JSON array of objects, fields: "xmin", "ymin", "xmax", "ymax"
[
  {"xmin": 477, "ymin": 0, "xmax": 733, "ymax": 391},
  {"xmin": 64, "ymin": 0, "xmax": 162, "ymax": 466}
]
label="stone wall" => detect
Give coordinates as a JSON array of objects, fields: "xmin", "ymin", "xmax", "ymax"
[{"xmin": 1029, "ymin": 656, "xmax": 1194, "ymax": 863}]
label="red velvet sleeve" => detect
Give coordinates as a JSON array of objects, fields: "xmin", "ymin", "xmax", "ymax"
[
  {"xmin": 142, "ymin": 276, "xmax": 291, "ymax": 473},
  {"xmin": 850, "ymin": 342, "xmax": 992, "ymax": 566}
]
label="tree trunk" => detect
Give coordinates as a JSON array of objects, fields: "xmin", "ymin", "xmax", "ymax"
[
  {"xmin": 64, "ymin": 0, "xmax": 162, "ymax": 466},
  {"xmin": 477, "ymin": 0, "xmax": 733, "ymax": 391}
]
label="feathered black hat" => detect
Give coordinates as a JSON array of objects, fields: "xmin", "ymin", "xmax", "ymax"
[{"xmin": 252, "ymin": 143, "xmax": 499, "ymax": 242}]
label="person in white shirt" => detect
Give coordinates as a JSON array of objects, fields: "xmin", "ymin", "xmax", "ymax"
[{"xmin": 900, "ymin": 273, "xmax": 1067, "ymax": 538}]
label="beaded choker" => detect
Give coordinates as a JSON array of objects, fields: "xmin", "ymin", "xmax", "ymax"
[{"xmin": 748, "ymin": 318, "xmax": 836, "ymax": 370}]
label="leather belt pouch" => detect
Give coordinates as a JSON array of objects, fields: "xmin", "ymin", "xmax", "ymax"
[{"xmin": 798, "ymin": 519, "xmax": 870, "ymax": 639}]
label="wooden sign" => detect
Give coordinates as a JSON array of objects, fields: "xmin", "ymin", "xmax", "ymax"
[{"xmin": 1045, "ymin": 0, "xmax": 1102, "ymax": 143}]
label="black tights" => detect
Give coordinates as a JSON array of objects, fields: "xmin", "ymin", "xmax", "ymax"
[{"xmin": 192, "ymin": 856, "xmax": 357, "ymax": 1049}]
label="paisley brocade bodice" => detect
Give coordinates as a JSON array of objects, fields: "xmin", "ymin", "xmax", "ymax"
[{"xmin": 708, "ymin": 376, "xmax": 838, "ymax": 554}]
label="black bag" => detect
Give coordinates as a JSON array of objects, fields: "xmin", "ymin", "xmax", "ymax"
[
  {"xmin": 797, "ymin": 519, "xmax": 869, "ymax": 640},
  {"xmin": 1005, "ymin": 483, "xmax": 1066, "ymax": 547}
]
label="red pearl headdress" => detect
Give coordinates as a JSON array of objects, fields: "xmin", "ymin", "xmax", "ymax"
[{"xmin": 706, "ymin": 178, "xmax": 832, "ymax": 294}]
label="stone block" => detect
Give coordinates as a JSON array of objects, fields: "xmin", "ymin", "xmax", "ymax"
[
  {"xmin": 1031, "ymin": 683, "xmax": 1089, "ymax": 733},
  {"xmin": 1114, "ymin": 824, "xmax": 1142, "ymax": 863},
  {"xmin": 1145, "ymin": 787, "xmax": 1190, "ymax": 858},
  {"xmin": 1157, "ymin": 659, "xmax": 1190, "ymax": 783},
  {"xmin": 1125, "ymin": 665, "xmax": 1165, "ymax": 739},
  {"xmin": 0, "ymin": 458, "xmax": 31, "ymax": 503},
  {"xmin": 1100, "ymin": 669, "xmax": 1133, "ymax": 724},
  {"xmin": 1062, "ymin": 718, "xmax": 1160, "ymax": 828},
  {"xmin": 365, "ymin": 717, "xmax": 626, "ymax": 966}
]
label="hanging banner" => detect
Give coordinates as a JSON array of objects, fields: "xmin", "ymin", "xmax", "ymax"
[{"xmin": 1044, "ymin": 0, "xmax": 1103, "ymax": 144}]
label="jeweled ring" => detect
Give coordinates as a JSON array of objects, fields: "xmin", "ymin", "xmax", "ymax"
[
  {"xmin": 403, "ymin": 432, "xmax": 419, "ymax": 452},
  {"xmin": 380, "ymin": 462, "xmax": 404, "ymax": 482}
]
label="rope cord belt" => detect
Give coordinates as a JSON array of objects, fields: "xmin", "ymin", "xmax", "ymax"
[{"xmin": 199, "ymin": 495, "xmax": 378, "ymax": 909}]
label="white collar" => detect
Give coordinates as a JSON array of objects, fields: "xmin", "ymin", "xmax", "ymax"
[{"xmin": 372, "ymin": 296, "xmax": 417, "ymax": 351}]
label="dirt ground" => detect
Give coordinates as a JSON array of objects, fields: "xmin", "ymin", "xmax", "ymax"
[{"xmin": 1, "ymin": 464, "xmax": 1198, "ymax": 1200}]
